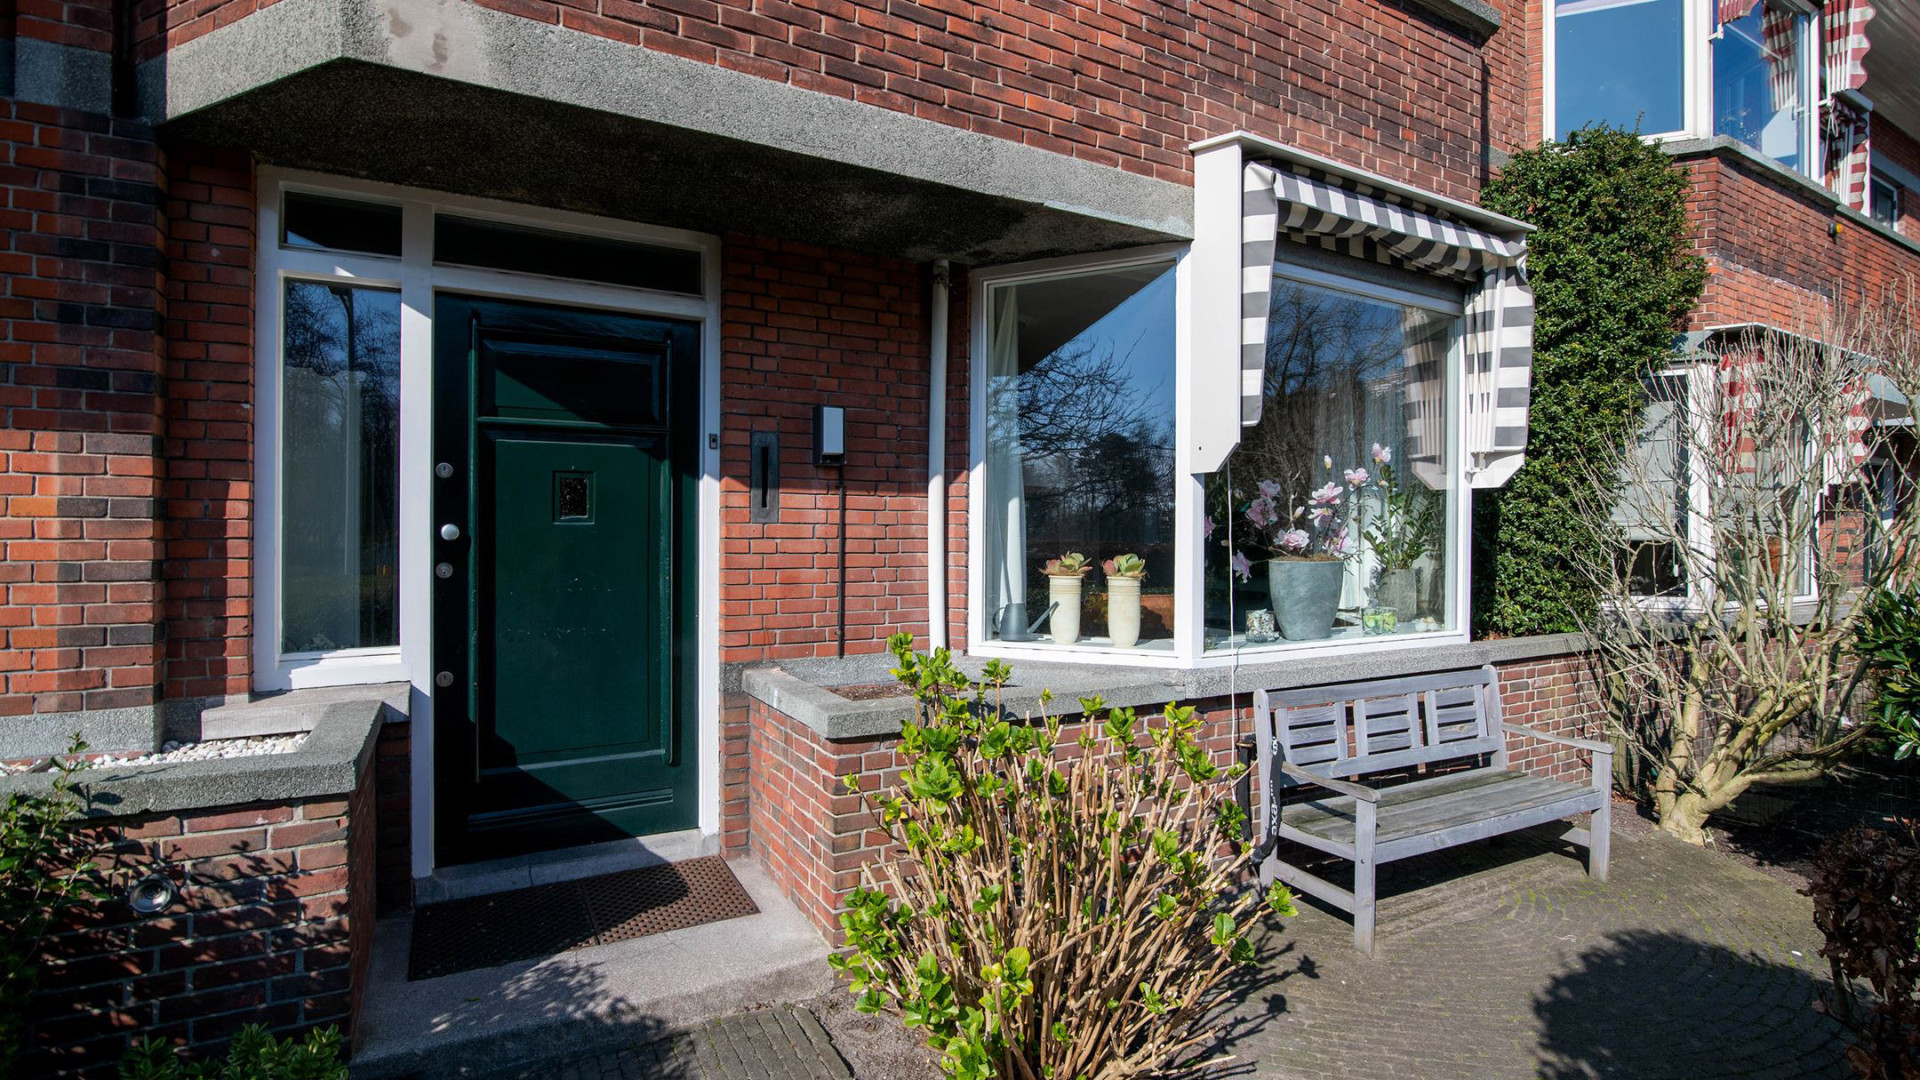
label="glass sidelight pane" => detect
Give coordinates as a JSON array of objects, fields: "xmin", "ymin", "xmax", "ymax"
[
  {"xmin": 981, "ymin": 261, "xmax": 1177, "ymax": 650},
  {"xmin": 1713, "ymin": 2, "xmax": 1806, "ymax": 173},
  {"xmin": 281, "ymin": 281, "xmax": 402, "ymax": 654}
]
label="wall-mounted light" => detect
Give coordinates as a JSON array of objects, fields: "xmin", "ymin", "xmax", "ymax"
[
  {"xmin": 814, "ymin": 405, "xmax": 846, "ymax": 466},
  {"xmin": 127, "ymin": 874, "xmax": 178, "ymax": 916}
]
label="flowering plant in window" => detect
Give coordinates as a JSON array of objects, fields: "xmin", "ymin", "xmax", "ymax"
[
  {"xmin": 1359, "ymin": 443, "xmax": 1442, "ymax": 573},
  {"xmin": 1241, "ymin": 456, "xmax": 1358, "ymax": 568}
]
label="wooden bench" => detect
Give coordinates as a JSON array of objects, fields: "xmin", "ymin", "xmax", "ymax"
[{"xmin": 1251, "ymin": 664, "xmax": 1611, "ymax": 955}]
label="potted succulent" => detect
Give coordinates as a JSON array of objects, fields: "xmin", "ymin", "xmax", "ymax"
[
  {"xmin": 1041, "ymin": 552, "xmax": 1092, "ymax": 645},
  {"xmin": 1102, "ymin": 553, "xmax": 1148, "ymax": 648},
  {"xmin": 1238, "ymin": 460, "xmax": 1356, "ymax": 640},
  {"xmin": 1358, "ymin": 443, "xmax": 1442, "ymax": 622}
]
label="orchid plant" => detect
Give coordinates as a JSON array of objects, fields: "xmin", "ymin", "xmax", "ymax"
[{"xmin": 1358, "ymin": 443, "xmax": 1441, "ymax": 573}]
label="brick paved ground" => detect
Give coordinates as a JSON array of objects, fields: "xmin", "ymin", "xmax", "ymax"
[
  {"xmin": 463, "ymin": 1007, "xmax": 852, "ymax": 1080},
  {"xmin": 1219, "ymin": 819, "xmax": 1847, "ymax": 1079},
  {"xmin": 459, "ymin": 822, "xmax": 1844, "ymax": 1080}
]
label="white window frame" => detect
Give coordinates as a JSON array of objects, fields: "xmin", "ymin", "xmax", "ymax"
[
  {"xmin": 253, "ymin": 168, "xmax": 726, "ymax": 876},
  {"xmin": 1870, "ymin": 170, "xmax": 1903, "ymax": 230},
  {"xmin": 1543, "ymin": 0, "xmax": 1821, "ymax": 183},
  {"xmin": 964, "ymin": 245, "xmax": 1474, "ymax": 669},
  {"xmin": 1621, "ymin": 360, "xmax": 1821, "ymax": 614}
]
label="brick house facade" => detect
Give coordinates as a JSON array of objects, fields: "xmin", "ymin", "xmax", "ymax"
[{"xmin": 0, "ymin": 0, "xmax": 1916, "ymax": 1071}]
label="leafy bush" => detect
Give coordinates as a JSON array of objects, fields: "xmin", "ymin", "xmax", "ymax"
[
  {"xmin": 1, "ymin": 741, "xmax": 112, "ymax": 1076},
  {"xmin": 1855, "ymin": 586, "xmax": 1920, "ymax": 760},
  {"xmin": 1474, "ymin": 125, "xmax": 1707, "ymax": 636},
  {"xmin": 830, "ymin": 635, "xmax": 1297, "ymax": 1080},
  {"xmin": 120, "ymin": 1025, "xmax": 347, "ymax": 1080},
  {"xmin": 1805, "ymin": 823, "xmax": 1920, "ymax": 1079}
]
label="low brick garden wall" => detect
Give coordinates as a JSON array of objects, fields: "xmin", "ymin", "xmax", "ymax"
[
  {"xmin": 5, "ymin": 698, "xmax": 388, "ymax": 1078},
  {"xmin": 740, "ymin": 637, "xmax": 1604, "ymax": 938}
]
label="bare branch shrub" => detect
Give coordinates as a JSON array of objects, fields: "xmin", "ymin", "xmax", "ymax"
[
  {"xmin": 1568, "ymin": 301, "xmax": 1920, "ymax": 843},
  {"xmin": 830, "ymin": 636, "xmax": 1297, "ymax": 1080}
]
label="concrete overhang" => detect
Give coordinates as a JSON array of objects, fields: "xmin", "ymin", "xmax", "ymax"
[{"xmin": 136, "ymin": 0, "xmax": 1194, "ymax": 265}]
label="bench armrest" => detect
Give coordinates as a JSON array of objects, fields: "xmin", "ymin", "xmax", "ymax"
[
  {"xmin": 1280, "ymin": 761, "xmax": 1380, "ymax": 803},
  {"xmin": 1500, "ymin": 721, "xmax": 1613, "ymax": 757}
]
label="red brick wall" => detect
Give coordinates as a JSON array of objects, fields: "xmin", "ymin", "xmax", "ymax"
[
  {"xmin": 158, "ymin": 147, "xmax": 254, "ymax": 705},
  {"xmin": 719, "ymin": 235, "xmax": 934, "ymax": 664},
  {"xmin": 0, "ymin": 105, "xmax": 168, "ymax": 718},
  {"xmin": 141, "ymin": 0, "xmax": 1521, "ymax": 201},
  {"xmin": 1683, "ymin": 152, "xmax": 1920, "ymax": 333},
  {"xmin": 373, "ymin": 720, "xmax": 412, "ymax": 915},
  {"xmin": 27, "ymin": 786, "xmax": 375, "ymax": 1078},
  {"xmin": 745, "ymin": 651, "xmax": 1602, "ymax": 937}
]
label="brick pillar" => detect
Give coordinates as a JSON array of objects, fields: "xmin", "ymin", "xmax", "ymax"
[{"xmin": 0, "ymin": 101, "xmax": 169, "ymax": 733}]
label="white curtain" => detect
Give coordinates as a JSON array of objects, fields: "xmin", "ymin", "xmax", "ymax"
[{"xmin": 984, "ymin": 288, "xmax": 1032, "ymax": 640}]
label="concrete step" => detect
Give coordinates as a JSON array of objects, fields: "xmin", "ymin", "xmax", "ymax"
[{"xmin": 350, "ymin": 858, "xmax": 833, "ymax": 1080}]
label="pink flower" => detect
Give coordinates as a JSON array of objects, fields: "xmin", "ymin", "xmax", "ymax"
[
  {"xmin": 1371, "ymin": 443, "xmax": 1391, "ymax": 465},
  {"xmin": 1279, "ymin": 528, "xmax": 1310, "ymax": 553},
  {"xmin": 1344, "ymin": 468, "xmax": 1370, "ymax": 486},
  {"xmin": 1310, "ymin": 506, "xmax": 1332, "ymax": 525},
  {"xmin": 1231, "ymin": 550, "xmax": 1253, "ymax": 581},
  {"xmin": 1310, "ymin": 482, "xmax": 1343, "ymax": 505},
  {"xmin": 1247, "ymin": 497, "xmax": 1276, "ymax": 528},
  {"xmin": 1204, "ymin": 514, "xmax": 1215, "ymax": 540},
  {"xmin": 1257, "ymin": 479, "xmax": 1284, "ymax": 500}
]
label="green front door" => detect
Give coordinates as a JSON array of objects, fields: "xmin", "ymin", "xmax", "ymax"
[{"xmin": 433, "ymin": 297, "xmax": 699, "ymax": 864}]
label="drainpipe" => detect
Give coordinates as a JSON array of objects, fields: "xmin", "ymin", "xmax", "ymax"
[{"xmin": 927, "ymin": 260, "xmax": 951, "ymax": 650}]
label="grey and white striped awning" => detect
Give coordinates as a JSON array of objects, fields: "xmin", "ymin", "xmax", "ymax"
[{"xmin": 1241, "ymin": 161, "xmax": 1535, "ymax": 488}]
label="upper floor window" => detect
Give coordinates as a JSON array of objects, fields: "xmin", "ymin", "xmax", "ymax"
[
  {"xmin": 1713, "ymin": 0, "xmax": 1810, "ymax": 172},
  {"xmin": 1553, "ymin": 0, "xmax": 1689, "ymax": 139},
  {"xmin": 1548, "ymin": 0, "xmax": 1818, "ymax": 177},
  {"xmin": 1871, "ymin": 171, "xmax": 1901, "ymax": 229}
]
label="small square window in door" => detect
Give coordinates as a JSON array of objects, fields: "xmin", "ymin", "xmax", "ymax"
[{"xmin": 555, "ymin": 472, "xmax": 593, "ymax": 522}]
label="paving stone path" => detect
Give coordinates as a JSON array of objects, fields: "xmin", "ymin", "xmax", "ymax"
[
  {"xmin": 463, "ymin": 1006, "xmax": 852, "ymax": 1080},
  {"xmin": 1217, "ymin": 820, "xmax": 1849, "ymax": 1079},
  {"xmin": 460, "ymin": 820, "xmax": 1845, "ymax": 1080}
]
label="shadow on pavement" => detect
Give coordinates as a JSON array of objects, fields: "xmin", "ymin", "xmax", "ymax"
[{"xmin": 1532, "ymin": 929, "xmax": 1849, "ymax": 1080}]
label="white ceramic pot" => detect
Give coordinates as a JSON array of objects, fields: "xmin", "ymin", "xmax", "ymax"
[
  {"xmin": 1107, "ymin": 577, "xmax": 1142, "ymax": 648},
  {"xmin": 1047, "ymin": 575, "xmax": 1083, "ymax": 644}
]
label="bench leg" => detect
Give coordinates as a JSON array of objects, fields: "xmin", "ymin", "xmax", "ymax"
[
  {"xmin": 1354, "ymin": 801, "xmax": 1378, "ymax": 956},
  {"xmin": 1588, "ymin": 800, "xmax": 1611, "ymax": 883}
]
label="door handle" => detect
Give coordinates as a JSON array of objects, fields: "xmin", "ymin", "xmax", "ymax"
[{"xmin": 440, "ymin": 524, "xmax": 462, "ymax": 541}]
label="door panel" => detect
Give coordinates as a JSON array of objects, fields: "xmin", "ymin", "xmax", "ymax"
[{"xmin": 433, "ymin": 296, "xmax": 699, "ymax": 864}]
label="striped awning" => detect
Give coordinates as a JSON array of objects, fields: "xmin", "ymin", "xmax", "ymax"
[
  {"xmin": 1823, "ymin": 0, "xmax": 1876, "ymax": 211},
  {"xmin": 1241, "ymin": 161, "xmax": 1535, "ymax": 489}
]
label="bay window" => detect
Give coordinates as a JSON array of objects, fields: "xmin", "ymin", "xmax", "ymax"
[
  {"xmin": 1552, "ymin": 0, "xmax": 1689, "ymax": 140},
  {"xmin": 1203, "ymin": 269, "xmax": 1462, "ymax": 651},
  {"xmin": 979, "ymin": 254, "xmax": 1178, "ymax": 652}
]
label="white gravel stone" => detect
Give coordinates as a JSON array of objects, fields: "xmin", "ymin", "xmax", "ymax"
[{"xmin": 86, "ymin": 734, "xmax": 307, "ymax": 769}]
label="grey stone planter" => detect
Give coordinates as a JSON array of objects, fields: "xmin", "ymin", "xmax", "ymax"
[{"xmin": 1267, "ymin": 558, "xmax": 1345, "ymax": 640}]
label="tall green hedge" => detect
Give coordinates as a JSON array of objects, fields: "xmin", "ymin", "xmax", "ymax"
[{"xmin": 1473, "ymin": 126, "xmax": 1707, "ymax": 636}]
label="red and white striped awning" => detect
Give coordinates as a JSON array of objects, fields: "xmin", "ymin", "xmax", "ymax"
[{"xmin": 1823, "ymin": 0, "xmax": 1877, "ymax": 212}]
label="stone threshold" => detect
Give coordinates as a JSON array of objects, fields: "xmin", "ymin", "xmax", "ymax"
[
  {"xmin": 416, "ymin": 829, "xmax": 721, "ymax": 906},
  {"xmin": 742, "ymin": 633, "xmax": 1588, "ymax": 741},
  {"xmin": 351, "ymin": 858, "xmax": 832, "ymax": 1080}
]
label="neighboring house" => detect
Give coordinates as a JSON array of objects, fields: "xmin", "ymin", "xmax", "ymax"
[{"xmin": 0, "ymin": 0, "xmax": 1911, "ymax": 1073}]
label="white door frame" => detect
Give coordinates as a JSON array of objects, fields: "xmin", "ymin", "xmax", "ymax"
[{"xmin": 252, "ymin": 167, "xmax": 725, "ymax": 880}]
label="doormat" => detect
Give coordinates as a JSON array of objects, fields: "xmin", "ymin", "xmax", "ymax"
[{"xmin": 407, "ymin": 855, "xmax": 759, "ymax": 981}]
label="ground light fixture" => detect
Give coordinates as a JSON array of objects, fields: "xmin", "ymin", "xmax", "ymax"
[{"xmin": 127, "ymin": 873, "xmax": 178, "ymax": 916}]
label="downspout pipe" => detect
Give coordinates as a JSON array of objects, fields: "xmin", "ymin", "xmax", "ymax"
[{"xmin": 927, "ymin": 260, "xmax": 951, "ymax": 650}]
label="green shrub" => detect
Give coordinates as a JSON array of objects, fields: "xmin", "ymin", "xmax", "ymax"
[
  {"xmin": 830, "ymin": 635, "xmax": 1297, "ymax": 1080},
  {"xmin": 1855, "ymin": 585, "xmax": 1920, "ymax": 760},
  {"xmin": 120, "ymin": 1026, "xmax": 347, "ymax": 1080},
  {"xmin": 1474, "ymin": 125, "xmax": 1707, "ymax": 636},
  {"xmin": 1, "ymin": 741, "xmax": 112, "ymax": 1076}
]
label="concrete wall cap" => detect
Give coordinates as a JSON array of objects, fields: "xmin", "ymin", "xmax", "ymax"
[{"xmin": 0, "ymin": 696, "xmax": 389, "ymax": 819}]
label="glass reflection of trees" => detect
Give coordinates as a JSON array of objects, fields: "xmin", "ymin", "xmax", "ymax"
[{"xmin": 281, "ymin": 281, "xmax": 401, "ymax": 654}]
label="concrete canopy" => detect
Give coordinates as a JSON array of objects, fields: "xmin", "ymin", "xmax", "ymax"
[{"xmin": 142, "ymin": 0, "xmax": 1195, "ymax": 265}]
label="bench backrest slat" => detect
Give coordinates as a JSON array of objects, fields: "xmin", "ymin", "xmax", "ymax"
[{"xmin": 1256, "ymin": 666, "xmax": 1502, "ymax": 792}]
